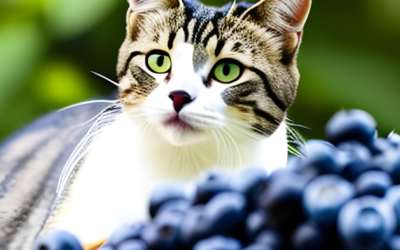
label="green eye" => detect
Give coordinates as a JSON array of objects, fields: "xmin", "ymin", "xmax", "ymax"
[
  {"xmin": 146, "ymin": 51, "xmax": 171, "ymax": 73},
  {"xmin": 213, "ymin": 60, "xmax": 242, "ymax": 83}
]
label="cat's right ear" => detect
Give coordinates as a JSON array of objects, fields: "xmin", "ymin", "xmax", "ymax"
[
  {"xmin": 126, "ymin": 0, "xmax": 184, "ymax": 36},
  {"xmin": 241, "ymin": 0, "xmax": 311, "ymax": 63}
]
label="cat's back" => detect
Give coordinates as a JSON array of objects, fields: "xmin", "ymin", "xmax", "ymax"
[{"xmin": 0, "ymin": 102, "xmax": 111, "ymax": 249}]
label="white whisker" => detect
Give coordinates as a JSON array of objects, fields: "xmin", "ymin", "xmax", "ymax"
[
  {"xmin": 221, "ymin": 127, "xmax": 242, "ymax": 169},
  {"xmin": 58, "ymin": 100, "xmax": 119, "ymax": 113},
  {"xmin": 57, "ymin": 104, "xmax": 122, "ymax": 195},
  {"xmin": 91, "ymin": 71, "xmax": 119, "ymax": 87}
]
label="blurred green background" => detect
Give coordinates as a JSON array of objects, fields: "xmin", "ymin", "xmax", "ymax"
[{"xmin": 0, "ymin": 0, "xmax": 399, "ymax": 142}]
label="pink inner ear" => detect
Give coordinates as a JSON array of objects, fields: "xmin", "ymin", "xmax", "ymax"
[{"xmin": 292, "ymin": 0, "xmax": 312, "ymax": 29}]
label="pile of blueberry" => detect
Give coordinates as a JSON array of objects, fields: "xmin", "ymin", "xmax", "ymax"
[{"xmin": 34, "ymin": 110, "xmax": 400, "ymax": 250}]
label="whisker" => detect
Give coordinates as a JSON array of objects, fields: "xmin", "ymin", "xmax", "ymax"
[
  {"xmin": 221, "ymin": 127, "xmax": 242, "ymax": 169},
  {"xmin": 91, "ymin": 71, "xmax": 119, "ymax": 87},
  {"xmin": 210, "ymin": 129, "xmax": 221, "ymax": 167},
  {"xmin": 216, "ymin": 128, "xmax": 229, "ymax": 168},
  {"xmin": 58, "ymin": 100, "xmax": 119, "ymax": 113},
  {"xmin": 57, "ymin": 104, "xmax": 121, "ymax": 195}
]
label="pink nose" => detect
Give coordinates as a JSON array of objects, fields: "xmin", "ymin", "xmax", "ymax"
[{"xmin": 169, "ymin": 91, "xmax": 193, "ymax": 113}]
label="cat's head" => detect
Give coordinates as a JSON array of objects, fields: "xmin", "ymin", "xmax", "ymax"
[{"xmin": 117, "ymin": 0, "xmax": 311, "ymax": 146}]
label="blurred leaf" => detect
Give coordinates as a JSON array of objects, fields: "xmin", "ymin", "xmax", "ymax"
[
  {"xmin": 293, "ymin": 44, "xmax": 400, "ymax": 138},
  {"xmin": 365, "ymin": 0, "xmax": 400, "ymax": 33},
  {"xmin": 32, "ymin": 60, "xmax": 93, "ymax": 108},
  {"xmin": 44, "ymin": 0, "xmax": 119, "ymax": 39},
  {"xmin": 0, "ymin": 21, "xmax": 45, "ymax": 112}
]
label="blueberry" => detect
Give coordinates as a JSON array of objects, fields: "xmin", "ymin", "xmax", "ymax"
[
  {"xmin": 387, "ymin": 235, "xmax": 400, "ymax": 250},
  {"xmin": 338, "ymin": 196, "xmax": 397, "ymax": 250},
  {"xmin": 157, "ymin": 200, "xmax": 191, "ymax": 216},
  {"xmin": 303, "ymin": 174, "xmax": 355, "ymax": 227},
  {"xmin": 286, "ymin": 156, "xmax": 303, "ymax": 170},
  {"xmin": 230, "ymin": 167, "xmax": 268, "ymax": 210},
  {"xmin": 149, "ymin": 183, "xmax": 188, "ymax": 218},
  {"xmin": 103, "ymin": 223, "xmax": 145, "ymax": 247},
  {"xmin": 179, "ymin": 206, "xmax": 213, "ymax": 248},
  {"xmin": 299, "ymin": 140, "xmax": 340, "ymax": 175},
  {"xmin": 242, "ymin": 244, "xmax": 275, "ymax": 250},
  {"xmin": 116, "ymin": 239, "xmax": 147, "ymax": 250},
  {"xmin": 33, "ymin": 231, "xmax": 83, "ymax": 250},
  {"xmin": 291, "ymin": 220, "xmax": 326, "ymax": 250},
  {"xmin": 204, "ymin": 192, "xmax": 247, "ymax": 235},
  {"xmin": 337, "ymin": 141, "xmax": 371, "ymax": 181},
  {"xmin": 370, "ymin": 138, "xmax": 396, "ymax": 155},
  {"xmin": 245, "ymin": 209, "xmax": 269, "ymax": 243},
  {"xmin": 367, "ymin": 150, "xmax": 400, "ymax": 181},
  {"xmin": 140, "ymin": 212, "xmax": 182, "ymax": 250},
  {"xmin": 98, "ymin": 247, "xmax": 113, "ymax": 250},
  {"xmin": 388, "ymin": 133, "xmax": 400, "ymax": 148},
  {"xmin": 193, "ymin": 171, "xmax": 232, "ymax": 205},
  {"xmin": 325, "ymin": 109, "xmax": 377, "ymax": 146},
  {"xmin": 254, "ymin": 229, "xmax": 285, "ymax": 249},
  {"xmin": 354, "ymin": 171, "xmax": 393, "ymax": 197},
  {"xmin": 192, "ymin": 236, "xmax": 241, "ymax": 250},
  {"xmin": 373, "ymin": 150, "xmax": 400, "ymax": 184},
  {"xmin": 259, "ymin": 169, "xmax": 307, "ymax": 232},
  {"xmin": 385, "ymin": 185, "xmax": 400, "ymax": 233}
]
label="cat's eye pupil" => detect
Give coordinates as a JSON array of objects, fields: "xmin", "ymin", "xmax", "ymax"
[
  {"xmin": 146, "ymin": 52, "xmax": 171, "ymax": 73},
  {"xmin": 223, "ymin": 64, "xmax": 230, "ymax": 76},
  {"xmin": 213, "ymin": 61, "xmax": 242, "ymax": 84},
  {"xmin": 157, "ymin": 56, "xmax": 164, "ymax": 67}
]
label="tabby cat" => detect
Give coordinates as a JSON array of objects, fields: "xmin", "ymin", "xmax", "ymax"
[{"xmin": 0, "ymin": 0, "xmax": 311, "ymax": 249}]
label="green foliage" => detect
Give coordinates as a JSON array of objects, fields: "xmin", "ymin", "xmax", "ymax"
[{"xmin": 0, "ymin": 0, "xmax": 399, "ymax": 141}]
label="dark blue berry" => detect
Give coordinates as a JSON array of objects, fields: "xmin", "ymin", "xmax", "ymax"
[
  {"xmin": 299, "ymin": 140, "xmax": 340, "ymax": 175},
  {"xmin": 242, "ymin": 244, "xmax": 275, "ymax": 250},
  {"xmin": 388, "ymin": 133, "xmax": 400, "ymax": 148},
  {"xmin": 325, "ymin": 109, "xmax": 377, "ymax": 146},
  {"xmin": 354, "ymin": 171, "xmax": 393, "ymax": 197},
  {"xmin": 116, "ymin": 239, "xmax": 147, "ymax": 250},
  {"xmin": 140, "ymin": 212, "xmax": 182, "ymax": 250},
  {"xmin": 193, "ymin": 171, "xmax": 232, "ymax": 205},
  {"xmin": 179, "ymin": 206, "xmax": 213, "ymax": 248},
  {"xmin": 157, "ymin": 200, "xmax": 191, "ymax": 216},
  {"xmin": 149, "ymin": 183, "xmax": 188, "ymax": 218},
  {"xmin": 337, "ymin": 141, "xmax": 371, "ymax": 181},
  {"xmin": 244, "ymin": 209, "xmax": 269, "ymax": 243},
  {"xmin": 338, "ymin": 196, "xmax": 396, "ymax": 250},
  {"xmin": 254, "ymin": 229, "xmax": 285, "ymax": 249},
  {"xmin": 230, "ymin": 167, "xmax": 268, "ymax": 210},
  {"xmin": 291, "ymin": 220, "xmax": 326, "ymax": 250},
  {"xmin": 303, "ymin": 174, "xmax": 355, "ymax": 227},
  {"xmin": 33, "ymin": 231, "xmax": 83, "ymax": 250},
  {"xmin": 103, "ymin": 223, "xmax": 145, "ymax": 247},
  {"xmin": 387, "ymin": 235, "xmax": 400, "ymax": 250},
  {"xmin": 259, "ymin": 169, "xmax": 307, "ymax": 232},
  {"xmin": 204, "ymin": 192, "xmax": 247, "ymax": 235},
  {"xmin": 370, "ymin": 138, "xmax": 396, "ymax": 155},
  {"xmin": 192, "ymin": 236, "xmax": 241, "ymax": 250},
  {"xmin": 385, "ymin": 185, "xmax": 400, "ymax": 234}
]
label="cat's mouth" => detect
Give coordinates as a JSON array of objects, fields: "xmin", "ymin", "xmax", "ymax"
[{"xmin": 164, "ymin": 115, "xmax": 195, "ymax": 132}]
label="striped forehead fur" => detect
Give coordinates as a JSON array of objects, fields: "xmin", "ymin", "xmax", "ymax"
[{"xmin": 220, "ymin": 16, "xmax": 284, "ymax": 60}]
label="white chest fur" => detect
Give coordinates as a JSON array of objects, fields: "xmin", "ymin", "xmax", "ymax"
[{"xmin": 48, "ymin": 113, "xmax": 288, "ymax": 244}]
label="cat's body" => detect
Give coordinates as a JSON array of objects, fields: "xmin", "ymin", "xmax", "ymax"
[
  {"xmin": 42, "ymin": 112, "xmax": 288, "ymax": 245},
  {"xmin": 0, "ymin": 0, "xmax": 311, "ymax": 248}
]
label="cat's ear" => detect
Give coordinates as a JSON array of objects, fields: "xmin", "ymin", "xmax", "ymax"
[
  {"xmin": 126, "ymin": 0, "xmax": 184, "ymax": 36},
  {"xmin": 242, "ymin": 0, "xmax": 311, "ymax": 33},
  {"xmin": 242, "ymin": 0, "xmax": 311, "ymax": 62}
]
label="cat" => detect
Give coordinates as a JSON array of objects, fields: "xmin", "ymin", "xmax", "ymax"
[{"xmin": 0, "ymin": 0, "xmax": 311, "ymax": 249}]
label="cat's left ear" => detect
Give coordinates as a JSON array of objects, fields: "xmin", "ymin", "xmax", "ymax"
[
  {"xmin": 241, "ymin": 0, "xmax": 311, "ymax": 62},
  {"xmin": 126, "ymin": 0, "xmax": 184, "ymax": 36}
]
